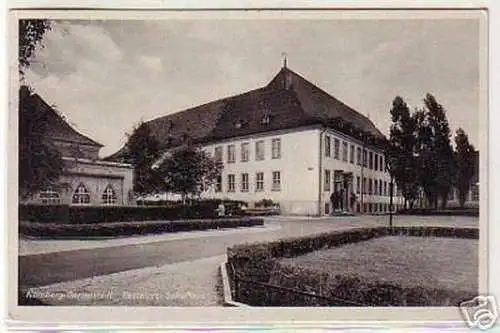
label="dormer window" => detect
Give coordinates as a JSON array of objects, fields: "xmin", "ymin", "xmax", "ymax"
[{"xmin": 261, "ymin": 114, "xmax": 271, "ymax": 125}]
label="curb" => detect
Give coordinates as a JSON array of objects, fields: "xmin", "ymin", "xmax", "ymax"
[{"xmin": 219, "ymin": 262, "xmax": 251, "ymax": 308}]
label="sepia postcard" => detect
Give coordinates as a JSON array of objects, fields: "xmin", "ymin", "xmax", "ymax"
[{"xmin": 6, "ymin": 4, "xmax": 494, "ymax": 330}]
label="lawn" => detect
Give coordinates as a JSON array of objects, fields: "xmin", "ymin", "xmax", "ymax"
[{"xmin": 279, "ymin": 236, "xmax": 478, "ymax": 294}]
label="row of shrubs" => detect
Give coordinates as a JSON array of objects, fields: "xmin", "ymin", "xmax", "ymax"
[
  {"xmin": 398, "ymin": 207, "xmax": 479, "ymax": 217},
  {"xmin": 137, "ymin": 198, "xmax": 279, "ymax": 210},
  {"xmin": 19, "ymin": 201, "xmax": 246, "ymax": 224},
  {"xmin": 19, "ymin": 218, "xmax": 264, "ymax": 239},
  {"xmin": 247, "ymin": 262, "xmax": 475, "ymax": 306},
  {"xmin": 227, "ymin": 226, "xmax": 478, "ymax": 306},
  {"xmin": 137, "ymin": 199, "xmax": 248, "ymax": 207}
]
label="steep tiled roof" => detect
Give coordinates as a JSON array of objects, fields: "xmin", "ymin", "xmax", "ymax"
[
  {"xmin": 105, "ymin": 67, "xmax": 386, "ymax": 162},
  {"xmin": 22, "ymin": 88, "xmax": 103, "ymax": 147},
  {"xmin": 267, "ymin": 68, "xmax": 385, "ymax": 138}
]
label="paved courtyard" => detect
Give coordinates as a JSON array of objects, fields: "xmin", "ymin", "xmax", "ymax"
[{"xmin": 19, "ymin": 215, "xmax": 479, "ymax": 306}]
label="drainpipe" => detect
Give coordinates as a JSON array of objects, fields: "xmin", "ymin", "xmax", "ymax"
[{"xmin": 318, "ymin": 126, "xmax": 327, "ymax": 216}]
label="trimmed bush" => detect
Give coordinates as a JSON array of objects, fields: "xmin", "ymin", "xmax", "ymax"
[
  {"xmin": 227, "ymin": 226, "xmax": 479, "ymax": 306},
  {"xmin": 19, "ymin": 201, "xmax": 247, "ymax": 224},
  {"xmin": 390, "ymin": 226, "xmax": 479, "ymax": 239},
  {"xmin": 398, "ymin": 208, "xmax": 478, "ymax": 217},
  {"xmin": 18, "ymin": 204, "xmax": 70, "ymax": 223},
  {"xmin": 19, "ymin": 217, "xmax": 264, "ymax": 239},
  {"xmin": 257, "ymin": 261, "xmax": 475, "ymax": 307},
  {"xmin": 255, "ymin": 199, "xmax": 279, "ymax": 208}
]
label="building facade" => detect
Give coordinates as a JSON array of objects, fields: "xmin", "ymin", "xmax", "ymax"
[
  {"xmin": 199, "ymin": 126, "xmax": 402, "ymax": 215},
  {"xmin": 20, "ymin": 87, "xmax": 134, "ymax": 206},
  {"xmin": 107, "ymin": 65, "xmax": 403, "ymax": 215}
]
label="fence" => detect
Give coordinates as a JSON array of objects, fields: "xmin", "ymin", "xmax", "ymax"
[{"xmin": 228, "ymin": 263, "xmax": 368, "ymax": 307}]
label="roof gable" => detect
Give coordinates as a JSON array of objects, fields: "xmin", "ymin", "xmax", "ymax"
[{"xmin": 22, "ymin": 89, "xmax": 104, "ymax": 148}]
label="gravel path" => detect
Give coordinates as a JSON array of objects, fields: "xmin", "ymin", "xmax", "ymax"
[{"xmin": 24, "ymin": 255, "xmax": 227, "ymax": 306}]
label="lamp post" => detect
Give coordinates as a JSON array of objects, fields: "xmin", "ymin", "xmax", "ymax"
[{"xmin": 385, "ymin": 154, "xmax": 396, "ymax": 229}]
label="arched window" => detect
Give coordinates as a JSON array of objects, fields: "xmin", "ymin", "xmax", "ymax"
[
  {"xmin": 101, "ymin": 185, "xmax": 117, "ymax": 205},
  {"xmin": 72, "ymin": 183, "xmax": 90, "ymax": 204},
  {"xmin": 39, "ymin": 186, "xmax": 60, "ymax": 205}
]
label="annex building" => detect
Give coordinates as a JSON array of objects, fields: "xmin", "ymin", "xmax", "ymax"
[
  {"xmin": 108, "ymin": 65, "xmax": 404, "ymax": 215},
  {"xmin": 20, "ymin": 86, "xmax": 134, "ymax": 206}
]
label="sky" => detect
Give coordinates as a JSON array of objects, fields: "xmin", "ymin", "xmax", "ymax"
[{"xmin": 24, "ymin": 17, "xmax": 481, "ymax": 157}]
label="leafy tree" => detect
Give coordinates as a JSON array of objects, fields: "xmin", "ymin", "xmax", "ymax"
[
  {"xmin": 19, "ymin": 86, "xmax": 64, "ymax": 199},
  {"xmin": 123, "ymin": 121, "xmax": 163, "ymax": 196},
  {"xmin": 454, "ymin": 128, "xmax": 476, "ymax": 208},
  {"xmin": 414, "ymin": 106, "xmax": 439, "ymax": 208},
  {"xmin": 18, "ymin": 20, "xmax": 64, "ymax": 199},
  {"xmin": 415, "ymin": 94, "xmax": 456, "ymax": 208},
  {"xmin": 424, "ymin": 94, "xmax": 456, "ymax": 209},
  {"xmin": 19, "ymin": 19, "xmax": 52, "ymax": 76},
  {"xmin": 157, "ymin": 146, "xmax": 223, "ymax": 203},
  {"xmin": 388, "ymin": 96, "xmax": 419, "ymax": 208}
]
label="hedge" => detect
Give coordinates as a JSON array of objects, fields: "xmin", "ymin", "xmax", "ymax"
[
  {"xmin": 256, "ymin": 262, "xmax": 475, "ymax": 306},
  {"xmin": 19, "ymin": 201, "xmax": 245, "ymax": 224},
  {"xmin": 19, "ymin": 217, "xmax": 264, "ymax": 239},
  {"xmin": 398, "ymin": 208, "xmax": 479, "ymax": 217},
  {"xmin": 227, "ymin": 226, "xmax": 479, "ymax": 306}
]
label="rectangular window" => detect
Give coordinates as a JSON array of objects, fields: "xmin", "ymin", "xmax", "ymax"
[
  {"xmin": 374, "ymin": 179, "xmax": 378, "ymax": 195},
  {"xmin": 324, "ymin": 169, "xmax": 331, "ymax": 191},
  {"xmin": 363, "ymin": 177, "xmax": 367, "ymax": 194},
  {"xmin": 227, "ymin": 174, "xmax": 235, "ymax": 192},
  {"xmin": 379, "ymin": 180, "xmax": 383, "ymax": 196},
  {"xmin": 272, "ymin": 171, "xmax": 281, "ymax": 191},
  {"xmin": 374, "ymin": 153, "xmax": 379, "ymax": 171},
  {"xmin": 271, "ymin": 138, "xmax": 281, "ymax": 159},
  {"xmin": 256, "ymin": 172, "xmax": 264, "ymax": 191},
  {"xmin": 241, "ymin": 143, "xmax": 249, "ymax": 162},
  {"xmin": 356, "ymin": 176, "xmax": 361, "ymax": 193},
  {"xmin": 369, "ymin": 178, "xmax": 373, "ymax": 195},
  {"xmin": 350, "ymin": 144, "xmax": 355, "ymax": 164},
  {"xmin": 256, "ymin": 140, "xmax": 265, "ymax": 161},
  {"xmin": 325, "ymin": 136, "xmax": 331, "ymax": 157},
  {"xmin": 384, "ymin": 181, "xmax": 387, "ymax": 196},
  {"xmin": 227, "ymin": 145, "xmax": 236, "ymax": 164},
  {"xmin": 342, "ymin": 141, "xmax": 348, "ymax": 162},
  {"xmin": 369, "ymin": 152, "xmax": 373, "ymax": 170},
  {"xmin": 215, "ymin": 175, "xmax": 222, "ymax": 192},
  {"xmin": 380, "ymin": 155, "xmax": 385, "ymax": 172},
  {"xmin": 363, "ymin": 149, "xmax": 368, "ymax": 167},
  {"xmin": 357, "ymin": 147, "xmax": 362, "ymax": 165},
  {"xmin": 334, "ymin": 139, "xmax": 340, "ymax": 159},
  {"xmin": 214, "ymin": 146, "xmax": 223, "ymax": 163},
  {"xmin": 241, "ymin": 173, "xmax": 249, "ymax": 192}
]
